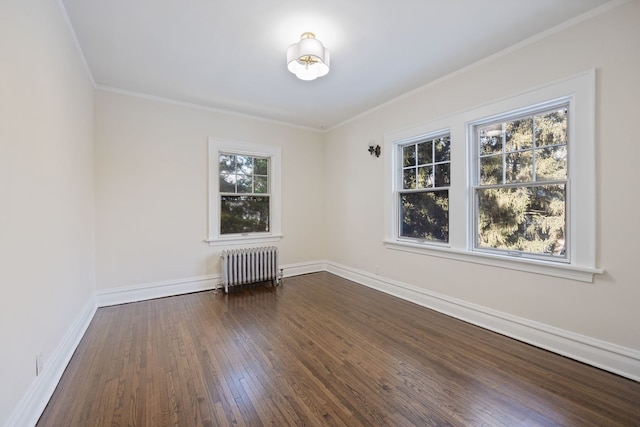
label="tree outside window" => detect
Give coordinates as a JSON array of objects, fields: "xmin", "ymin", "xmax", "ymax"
[
  {"xmin": 398, "ymin": 135, "xmax": 451, "ymax": 243},
  {"xmin": 474, "ymin": 105, "xmax": 568, "ymax": 258},
  {"xmin": 219, "ymin": 153, "xmax": 270, "ymax": 235}
]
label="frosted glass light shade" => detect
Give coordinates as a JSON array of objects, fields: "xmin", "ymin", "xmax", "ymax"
[{"xmin": 287, "ymin": 33, "xmax": 330, "ymax": 81}]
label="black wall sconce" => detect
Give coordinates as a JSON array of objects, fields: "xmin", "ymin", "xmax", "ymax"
[{"xmin": 368, "ymin": 144, "xmax": 381, "ymax": 158}]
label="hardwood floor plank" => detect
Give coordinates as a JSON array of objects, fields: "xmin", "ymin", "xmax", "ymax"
[{"xmin": 37, "ymin": 272, "xmax": 640, "ymax": 426}]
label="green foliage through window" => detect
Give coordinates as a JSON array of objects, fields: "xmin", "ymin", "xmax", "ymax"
[
  {"xmin": 219, "ymin": 153, "xmax": 270, "ymax": 234},
  {"xmin": 220, "ymin": 195, "xmax": 269, "ymax": 234},
  {"xmin": 399, "ymin": 135, "xmax": 450, "ymax": 242},
  {"xmin": 475, "ymin": 105, "xmax": 568, "ymax": 257}
]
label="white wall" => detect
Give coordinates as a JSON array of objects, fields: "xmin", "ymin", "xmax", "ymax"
[
  {"xmin": 94, "ymin": 91, "xmax": 326, "ymax": 291},
  {"xmin": 0, "ymin": 0, "xmax": 95, "ymax": 424},
  {"xmin": 324, "ymin": 1, "xmax": 640, "ymax": 351}
]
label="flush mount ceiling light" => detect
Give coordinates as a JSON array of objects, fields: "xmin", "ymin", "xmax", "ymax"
[{"xmin": 287, "ymin": 32, "xmax": 330, "ymax": 81}]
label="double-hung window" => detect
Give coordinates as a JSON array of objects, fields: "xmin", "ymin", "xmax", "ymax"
[
  {"xmin": 472, "ymin": 104, "xmax": 568, "ymax": 260},
  {"xmin": 385, "ymin": 70, "xmax": 600, "ymax": 282},
  {"xmin": 208, "ymin": 138, "xmax": 282, "ymax": 246},
  {"xmin": 219, "ymin": 153, "xmax": 270, "ymax": 234},
  {"xmin": 398, "ymin": 134, "xmax": 451, "ymax": 243}
]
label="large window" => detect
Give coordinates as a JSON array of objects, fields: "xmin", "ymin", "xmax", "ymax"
[
  {"xmin": 384, "ymin": 71, "xmax": 600, "ymax": 282},
  {"xmin": 208, "ymin": 138, "xmax": 282, "ymax": 246},
  {"xmin": 473, "ymin": 104, "xmax": 568, "ymax": 260},
  {"xmin": 399, "ymin": 134, "xmax": 451, "ymax": 242}
]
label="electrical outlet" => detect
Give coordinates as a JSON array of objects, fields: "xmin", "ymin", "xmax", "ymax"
[{"xmin": 36, "ymin": 353, "xmax": 44, "ymax": 376}]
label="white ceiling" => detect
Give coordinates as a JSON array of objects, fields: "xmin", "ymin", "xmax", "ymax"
[{"xmin": 61, "ymin": 0, "xmax": 610, "ymax": 130}]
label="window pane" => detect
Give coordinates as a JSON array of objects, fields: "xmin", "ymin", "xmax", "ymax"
[
  {"xmin": 254, "ymin": 175, "xmax": 268, "ymax": 193},
  {"xmin": 254, "ymin": 157, "xmax": 268, "ymax": 175},
  {"xmin": 236, "ymin": 174, "xmax": 252, "ymax": 193},
  {"xmin": 505, "ymin": 150, "xmax": 533, "ymax": 183},
  {"xmin": 403, "ymin": 168, "xmax": 416, "ymax": 190},
  {"xmin": 536, "ymin": 146, "xmax": 567, "ymax": 181},
  {"xmin": 417, "ymin": 140, "xmax": 432, "ymax": 165},
  {"xmin": 417, "ymin": 165, "xmax": 433, "ymax": 188},
  {"xmin": 220, "ymin": 195, "xmax": 269, "ymax": 234},
  {"xmin": 535, "ymin": 108, "xmax": 567, "ymax": 147},
  {"xmin": 476, "ymin": 185, "xmax": 565, "ymax": 256},
  {"xmin": 400, "ymin": 190, "xmax": 449, "ymax": 242},
  {"xmin": 480, "ymin": 124, "xmax": 502, "ymax": 155},
  {"xmin": 434, "ymin": 136, "xmax": 450, "ymax": 162},
  {"xmin": 403, "ymin": 145, "xmax": 416, "ymax": 167},
  {"xmin": 219, "ymin": 172, "xmax": 236, "ymax": 192},
  {"xmin": 236, "ymin": 156, "xmax": 253, "ymax": 174},
  {"xmin": 480, "ymin": 155, "xmax": 502, "ymax": 185},
  {"xmin": 219, "ymin": 154, "xmax": 235, "ymax": 174},
  {"xmin": 435, "ymin": 163, "xmax": 450, "ymax": 187},
  {"xmin": 505, "ymin": 118, "xmax": 533, "ymax": 152}
]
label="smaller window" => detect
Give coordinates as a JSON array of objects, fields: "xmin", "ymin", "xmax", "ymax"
[
  {"xmin": 208, "ymin": 138, "xmax": 282, "ymax": 246},
  {"xmin": 398, "ymin": 134, "xmax": 451, "ymax": 243},
  {"xmin": 219, "ymin": 153, "xmax": 270, "ymax": 235}
]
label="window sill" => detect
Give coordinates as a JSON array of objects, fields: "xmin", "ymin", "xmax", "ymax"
[
  {"xmin": 383, "ymin": 239, "xmax": 603, "ymax": 283},
  {"xmin": 206, "ymin": 234, "xmax": 283, "ymax": 247}
]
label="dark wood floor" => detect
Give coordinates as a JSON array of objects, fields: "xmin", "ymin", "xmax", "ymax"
[{"xmin": 38, "ymin": 272, "xmax": 640, "ymax": 426}]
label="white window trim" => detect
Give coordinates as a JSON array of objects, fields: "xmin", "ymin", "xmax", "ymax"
[
  {"xmin": 384, "ymin": 70, "xmax": 603, "ymax": 282},
  {"xmin": 207, "ymin": 137, "xmax": 282, "ymax": 247}
]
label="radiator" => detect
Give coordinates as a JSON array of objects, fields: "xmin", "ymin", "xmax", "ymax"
[{"xmin": 220, "ymin": 246, "xmax": 282, "ymax": 293}]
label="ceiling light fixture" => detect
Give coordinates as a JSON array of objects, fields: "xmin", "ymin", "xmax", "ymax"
[{"xmin": 287, "ymin": 32, "xmax": 330, "ymax": 81}]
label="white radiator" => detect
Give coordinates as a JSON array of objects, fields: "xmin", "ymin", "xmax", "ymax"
[{"xmin": 220, "ymin": 246, "xmax": 282, "ymax": 293}]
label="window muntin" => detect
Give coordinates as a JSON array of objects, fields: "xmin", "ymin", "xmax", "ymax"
[
  {"xmin": 219, "ymin": 153, "xmax": 270, "ymax": 235},
  {"xmin": 398, "ymin": 135, "xmax": 451, "ymax": 243},
  {"xmin": 473, "ymin": 105, "xmax": 568, "ymax": 259}
]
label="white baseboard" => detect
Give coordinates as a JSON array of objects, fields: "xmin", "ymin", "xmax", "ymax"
[
  {"xmin": 4, "ymin": 296, "xmax": 97, "ymax": 427},
  {"xmin": 326, "ymin": 261, "xmax": 640, "ymax": 382},
  {"xmin": 282, "ymin": 260, "xmax": 327, "ymax": 278},
  {"xmin": 96, "ymin": 274, "xmax": 220, "ymax": 307},
  {"xmin": 96, "ymin": 261, "xmax": 328, "ymax": 308}
]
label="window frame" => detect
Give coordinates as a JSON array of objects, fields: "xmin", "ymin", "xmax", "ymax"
[
  {"xmin": 219, "ymin": 153, "xmax": 271, "ymax": 235},
  {"xmin": 384, "ymin": 70, "xmax": 602, "ymax": 282},
  {"xmin": 207, "ymin": 137, "xmax": 282, "ymax": 247},
  {"xmin": 470, "ymin": 101, "xmax": 570, "ymax": 263},
  {"xmin": 397, "ymin": 131, "xmax": 451, "ymax": 245}
]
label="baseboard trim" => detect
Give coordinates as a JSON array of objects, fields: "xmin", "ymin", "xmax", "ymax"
[
  {"xmin": 282, "ymin": 260, "xmax": 328, "ymax": 278},
  {"xmin": 5, "ymin": 296, "xmax": 97, "ymax": 427},
  {"xmin": 96, "ymin": 274, "xmax": 221, "ymax": 307},
  {"xmin": 96, "ymin": 261, "xmax": 328, "ymax": 308},
  {"xmin": 326, "ymin": 262, "xmax": 640, "ymax": 382}
]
